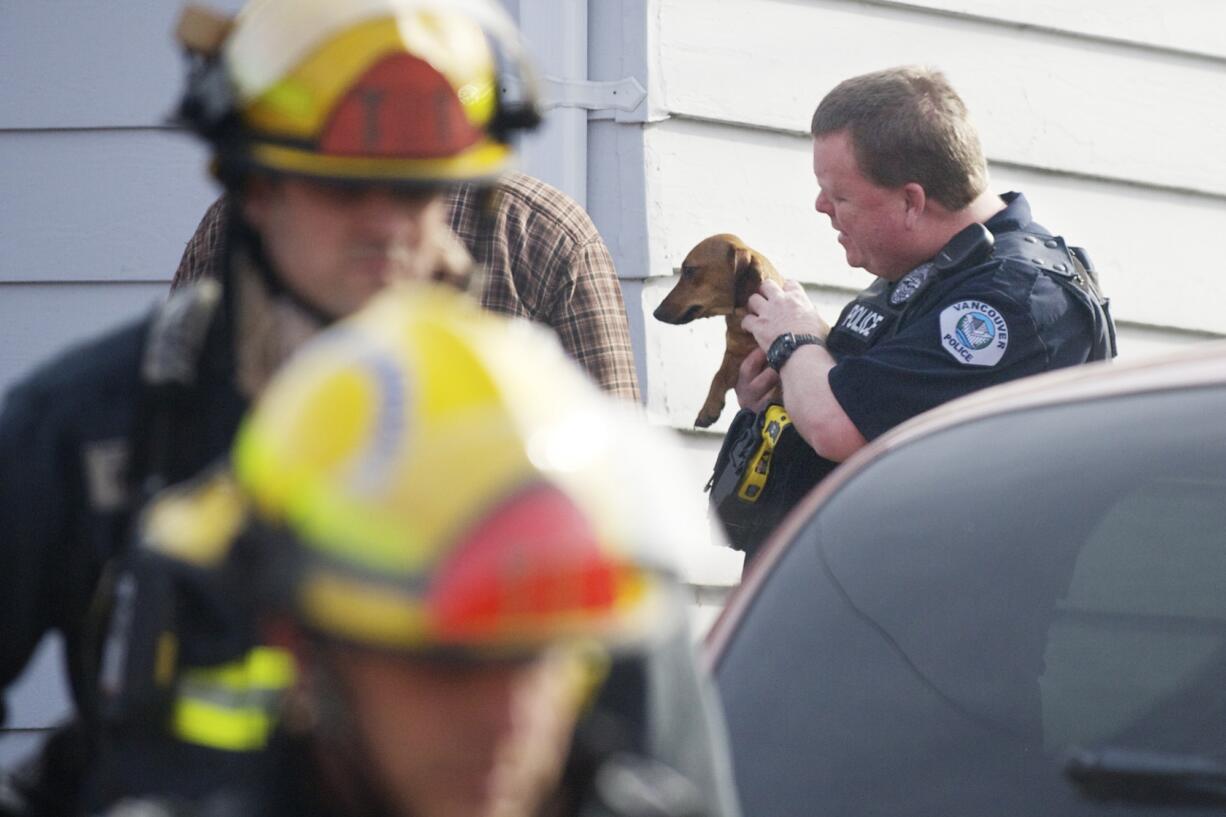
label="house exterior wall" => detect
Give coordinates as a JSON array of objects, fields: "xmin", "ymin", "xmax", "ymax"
[
  {"xmin": 0, "ymin": 4, "xmax": 238, "ymax": 394},
  {"xmin": 594, "ymin": 0, "xmax": 1226, "ymax": 432}
]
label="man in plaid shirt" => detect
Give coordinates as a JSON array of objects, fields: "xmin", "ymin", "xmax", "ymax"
[{"xmin": 173, "ymin": 172, "xmax": 641, "ymax": 401}]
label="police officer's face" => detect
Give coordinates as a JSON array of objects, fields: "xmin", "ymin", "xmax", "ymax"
[
  {"xmin": 812, "ymin": 131, "xmax": 914, "ymax": 281},
  {"xmin": 242, "ymin": 178, "xmax": 449, "ymax": 317},
  {"xmin": 324, "ymin": 645, "xmax": 583, "ymax": 817}
]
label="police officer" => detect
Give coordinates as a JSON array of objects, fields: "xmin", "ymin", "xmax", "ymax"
[
  {"xmin": 717, "ymin": 66, "xmax": 1115, "ymax": 557},
  {"xmin": 117, "ymin": 282, "xmax": 729, "ymax": 817}
]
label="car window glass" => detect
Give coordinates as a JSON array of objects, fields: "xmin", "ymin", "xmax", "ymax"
[
  {"xmin": 716, "ymin": 384, "xmax": 1226, "ymax": 817},
  {"xmin": 1042, "ymin": 477, "xmax": 1226, "ymax": 753}
]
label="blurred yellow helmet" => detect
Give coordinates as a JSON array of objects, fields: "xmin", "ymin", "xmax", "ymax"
[
  {"xmin": 231, "ymin": 284, "xmax": 694, "ymax": 656},
  {"xmin": 176, "ymin": 0, "xmax": 540, "ymax": 187}
]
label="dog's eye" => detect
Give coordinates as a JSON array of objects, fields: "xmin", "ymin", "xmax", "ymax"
[{"xmin": 681, "ymin": 266, "xmax": 696, "ymax": 279}]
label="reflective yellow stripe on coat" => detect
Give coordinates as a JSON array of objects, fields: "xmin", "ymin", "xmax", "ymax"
[{"xmin": 172, "ymin": 647, "xmax": 296, "ymax": 752}]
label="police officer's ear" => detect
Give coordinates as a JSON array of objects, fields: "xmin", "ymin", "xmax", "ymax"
[
  {"xmin": 733, "ymin": 248, "xmax": 767, "ymax": 308},
  {"xmin": 902, "ymin": 182, "xmax": 927, "ymax": 228}
]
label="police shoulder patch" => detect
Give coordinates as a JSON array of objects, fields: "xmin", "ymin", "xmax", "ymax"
[{"xmin": 939, "ymin": 300, "xmax": 1009, "ymax": 366}]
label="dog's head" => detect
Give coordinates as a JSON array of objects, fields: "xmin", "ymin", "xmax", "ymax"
[{"xmin": 653, "ymin": 233, "xmax": 777, "ymax": 324}]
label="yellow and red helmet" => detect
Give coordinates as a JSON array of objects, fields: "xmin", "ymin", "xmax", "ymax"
[
  {"xmin": 177, "ymin": 0, "xmax": 540, "ymax": 187},
  {"xmin": 231, "ymin": 284, "xmax": 692, "ymax": 657}
]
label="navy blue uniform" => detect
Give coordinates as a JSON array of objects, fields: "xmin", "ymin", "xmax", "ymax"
[
  {"xmin": 828, "ymin": 192, "xmax": 1112, "ymax": 440},
  {"xmin": 713, "ymin": 192, "xmax": 1114, "ymax": 557},
  {"xmin": 0, "ymin": 293, "xmax": 247, "ymax": 815},
  {"xmin": 0, "ymin": 308, "xmax": 245, "ymax": 707}
]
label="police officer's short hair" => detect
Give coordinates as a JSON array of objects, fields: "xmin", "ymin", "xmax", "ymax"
[{"xmin": 810, "ymin": 66, "xmax": 988, "ymax": 211}]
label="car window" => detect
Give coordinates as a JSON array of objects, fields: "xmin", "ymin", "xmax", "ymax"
[
  {"xmin": 1042, "ymin": 476, "xmax": 1226, "ymax": 754},
  {"xmin": 714, "ymin": 384, "xmax": 1226, "ymax": 817}
]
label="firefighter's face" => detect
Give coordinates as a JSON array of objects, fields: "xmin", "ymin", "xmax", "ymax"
[
  {"xmin": 327, "ymin": 646, "xmax": 583, "ymax": 817},
  {"xmin": 242, "ymin": 177, "xmax": 449, "ymax": 318}
]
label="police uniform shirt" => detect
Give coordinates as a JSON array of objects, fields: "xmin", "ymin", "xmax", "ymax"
[{"xmin": 826, "ymin": 192, "xmax": 1099, "ymax": 442}]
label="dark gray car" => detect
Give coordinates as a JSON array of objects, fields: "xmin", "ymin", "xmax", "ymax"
[{"xmin": 708, "ymin": 343, "xmax": 1226, "ymax": 816}]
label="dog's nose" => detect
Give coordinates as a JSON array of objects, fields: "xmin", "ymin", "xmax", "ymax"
[
  {"xmin": 653, "ymin": 303, "xmax": 684, "ymax": 323},
  {"xmin": 653, "ymin": 303, "xmax": 701, "ymax": 325}
]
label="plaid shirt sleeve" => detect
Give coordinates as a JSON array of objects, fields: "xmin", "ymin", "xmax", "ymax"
[
  {"xmin": 544, "ymin": 236, "xmax": 640, "ymax": 401},
  {"xmin": 456, "ymin": 173, "xmax": 641, "ymax": 402},
  {"xmin": 172, "ymin": 195, "xmax": 230, "ymax": 291}
]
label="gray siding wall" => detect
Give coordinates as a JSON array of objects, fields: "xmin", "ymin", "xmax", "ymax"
[
  {"xmin": 0, "ymin": 3, "xmax": 246, "ymax": 393},
  {"xmin": 594, "ymin": 0, "xmax": 1226, "ymax": 439}
]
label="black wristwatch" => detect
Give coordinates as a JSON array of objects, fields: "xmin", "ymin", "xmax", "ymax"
[{"xmin": 766, "ymin": 332, "xmax": 825, "ymax": 372}]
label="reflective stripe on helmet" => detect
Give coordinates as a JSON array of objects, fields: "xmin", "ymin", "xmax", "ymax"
[
  {"xmin": 298, "ymin": 571, "xmax": 430, "ymax": 650},
  {"xmin": 244, "ymin": 139, "xmax": 511, "ymax": 185}
]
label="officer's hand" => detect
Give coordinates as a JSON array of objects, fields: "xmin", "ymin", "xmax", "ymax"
[
  {"xmin": 735, "ymin": 347, "xmax": 780, "ymax": 412},
  {"xmin": 742, "ymin": 279, "xmax": 829, "ymax": 351}
]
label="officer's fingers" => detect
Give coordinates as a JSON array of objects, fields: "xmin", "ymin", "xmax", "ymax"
[
  {"xmin": 739, "ymin": 347, "xmax": 768, "ymax": 378},
  {"xmin": 740, "ymin": 311, "xmax": 767, "ymax": 341},
  {"xmin": 738, "ymin": 367, "xmax": 780, "ymax": 412},
  {"xmin": 758, "ymin": 279, "xmax": 784, "ymax": 299},
  {"xmin": 738, "ymin": 353, "xmax": 774, "ymax": 390},
  {"xmin": 752, "ymin": 366, "xmax": 780, "ymax": 393},
  {"xmin": 744, "ymin": 292, "xmax": 766, "ymax": 315},
  {"xmin": 736, "ymin": 350, "xmax": 769, "ymax": 397},
  {"xmin": 783, "ymin": 282, "xmax": 815, "ymax": 312},
  {"xmin": 782, "ymin": 278, "xmax": 806, "ymax": 296},
  {"xmin": 734, "ymin": 368, "xmax": 757, "ymax": 409}
]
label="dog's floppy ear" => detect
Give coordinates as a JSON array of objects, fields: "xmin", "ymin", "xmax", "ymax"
[{"xmin": 732, "ymin": 247, "xmax": 765, "ymax": 308}]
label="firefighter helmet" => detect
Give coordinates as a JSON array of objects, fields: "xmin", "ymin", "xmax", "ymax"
[
  {"xmin": 175, "ymin": 0, "xmax": 540, "ymax": 187},
  {"xmin": 232, "ymin": 283, "xmax": 691, "ymax": 656}
]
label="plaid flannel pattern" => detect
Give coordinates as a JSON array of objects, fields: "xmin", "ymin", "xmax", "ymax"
[{"xmin": 172, "ymin": 172, "xmax": 640, "ymax": 401}]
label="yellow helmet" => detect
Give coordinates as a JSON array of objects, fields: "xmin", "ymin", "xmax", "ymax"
[
  {"xmin": 176, "ymin": 0, "xmax": 540, "ymax": 186},
  {"xmin": 231, "ymin": 284, "xmax": 692, "ymax": 656}
]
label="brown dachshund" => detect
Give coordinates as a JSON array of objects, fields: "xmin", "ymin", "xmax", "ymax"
[{"xmin": 653, "ymin": 234, "xmax": 783, "ymax": 427}]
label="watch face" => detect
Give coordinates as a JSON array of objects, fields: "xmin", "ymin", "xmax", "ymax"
[{"xmin": 768, "ymin": 334, "xmax": 794, "ymax": 370}]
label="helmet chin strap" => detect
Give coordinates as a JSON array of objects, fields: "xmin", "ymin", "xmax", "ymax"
[
  {"xmin": 228, "ymin": 214, "xmax": 343, "ymax": 327},
  {"xmin": 219, "ymin": 210, "xmax": 334, "ymax": 399}
]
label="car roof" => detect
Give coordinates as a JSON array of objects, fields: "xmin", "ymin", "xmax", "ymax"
[
  {"xmin": 707, "ymin": 339, "xmax": 1226, "ymax": 662},
  {"xmin": 890, "ymin": 339, "xmax": 1226, "ymax": 440}
]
